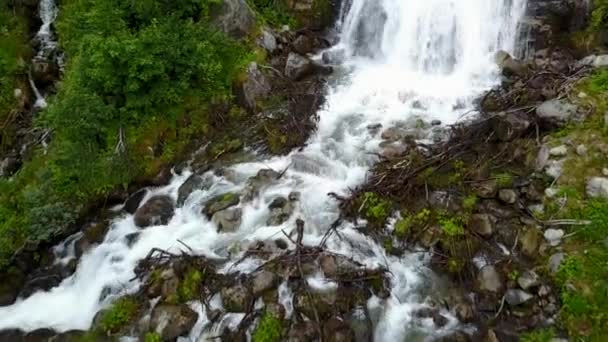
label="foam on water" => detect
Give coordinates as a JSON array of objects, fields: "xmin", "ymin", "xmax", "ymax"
[{"xmin": 0, "ymin": 0, "xmax": 527, "ymax": 339}]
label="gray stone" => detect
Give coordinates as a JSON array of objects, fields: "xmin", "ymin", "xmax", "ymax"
[
  {"xmin": 536, "ymin": 145, "xmax": 550, "ymax": 171},
  {"xmin": 267, "ymin": 196, "xmax": 296, "ymax": 226},
  {"xmin": 0, "ymin": 157, "xmax": 20, "ymax": 177},
  {"xmin": 431, "ymin": 119, "xmax": 442, "ymax": 126},
  {"xmin": 221, "ymin": 284, "xmax": 251, "ymax": 312},
  {"xmin": 517, "ymin": 270, "xmax": 540, "ymax": 290},
  {"xmin": 212, "ymin": 207, "xmax": 242, "ymax": 232},
  {"xmin": 520, "ymin": 228, "xmax": 541, "ymax": 257},
  {"xmin": 470, "ymin": 214, "xmax": 495, "ymax": 237},
  {"xmin": 536, "ymin": 99, "xmax": 578, "ymax": 126},
  {"xmin": 292, "ymin": 34, "xmax": 315, "ymax": 55},
  {"xmin": 545, "ymin": 159, "xmax": 564, "ymax": 179},
  {"xmin": 285, "ymin": 52, "xmax": 315, "ymax": 81},
  {"xmin": 545, "ymin": 188, "xmax": 559, "ymax": 198},
  {"xmin": 322, "ymin": 48, "xmax": 346, "ymax": 65},
  {"xmin": 495, "ymin": 50, "xmax": 528, "ymax": 77},
  {"xmin": 505, "ymin": 289, "xmax": 534, "ymax": 306},
  {"xmin": 586, "ymin": 177, "xmax": 608, "ymax": 199},
  {"xmin": 134, "ymin": 196, "xmax": 175, "ymax": 228},
  {"xmin": 548, "ymin": 253, "xmax": 565, "ymax": 274},
  {"xmin": 544, "ymin": 228, "xmax": 565, "ymax": 246},
  {"xmin": 252, "ymin": 271, "xmax": 278, "ymax": 296},
  {"xmin": 494, "ymin": 112, "xmax": 531, "ymax": 141},
  {"xmin": 576, "ymin": 144, "xmax": 588, "ymax": 156},
  {"xmin": 211, "ymin": 0, "xmax": 255, "ymax": 39},
  {"xmin": 498, "ymin": 189, "xmax": 518, "ymax": 204},
  {"xmin": 549, "ymin": 145, "xmax": 568, "ymax": 157},
  {"xmin": 150, "ymin": 304, "xmax": 198, "ymax": 340},
  {"xmin": 477, "ymin": 265, "xmax": 504, "ymax": 293},
  {"xmin": 577, "ymin": 54, "xmax": 608, "ymax": 68},
  {"xmin": 259, "ymin": 28, "xmax": 277, "ymax": 53},
  {"xmin": 202, "ymin": 193, "xmax": 240, "ymax": 218},
  {"xmin": 241, "ymin": 62, "xmax": 271, "ymax": 110},
  {"xmin": 124, "ymin": 188, "xmax": 148, "ymax": 214}
]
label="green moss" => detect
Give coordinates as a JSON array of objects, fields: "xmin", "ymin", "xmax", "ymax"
[
  {"xmin": 252, "ymin": 312, "xmax": 282, "ymax": 342},
  {"xmin": 437, "ymin": 214, "xmax": 465, "ymax": 237},
  {"xmin": 99, "ymin": 297, "xmax": 139, "ymax": 334},
  {"xmin": 520, "ymin": 329, "xmax": 555, "ymax": 342},
  {"xmin": 179, "ymin": 268, "xmax": 204, "ymax": 302},
  {"xmin": 462, "ymin": 194, "xmax": 478, "ymax": 212},
  {"xmin": 144, "ymin": 332, "xmax": 162, "ymax": 342}
]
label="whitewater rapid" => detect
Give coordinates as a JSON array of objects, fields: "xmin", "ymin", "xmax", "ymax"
[{"xmin": 0, "ymin": 0, "xmax": 527, "ymax": 340}]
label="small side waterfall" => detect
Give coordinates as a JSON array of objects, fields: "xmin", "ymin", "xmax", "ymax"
[{"xmin": 29, "ymin": 0, "xmax": 59, "ymax": 109}]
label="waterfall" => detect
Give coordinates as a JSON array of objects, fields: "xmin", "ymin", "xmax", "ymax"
[{"xmin": 0, "ymin": 0, "xmax": 527, "ymax": 340}]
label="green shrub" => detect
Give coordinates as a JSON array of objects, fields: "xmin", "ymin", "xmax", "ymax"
[
  {"xmin": 144, "ymin": 332, "xmax": 162, "ymax": 342},
  {"xmin": 99, "ymin": 297, "xmax": 139, "ymax": 334},
  {"xmin": 360, "ymin": 192, "xmax": 393, "ymax": 225}
]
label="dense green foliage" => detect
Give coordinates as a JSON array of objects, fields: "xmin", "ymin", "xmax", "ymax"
[
  {"xmin": 0, "ymin": 0, "xmax": 251, "ymax": 268},
  {"xmin": 248, "ymin": 0, "xmax": 296, "ymax": 27},
  {"xmin": 0, "ymin": 0, "xmax": 29, "ymax": 149},
  {"xmin": 591, "ymin": 0, "xmax": 608, "ymax": 30}
]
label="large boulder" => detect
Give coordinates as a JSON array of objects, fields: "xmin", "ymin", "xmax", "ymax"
[
  {"xmin": 150, "ymin": 304, "xmax": 198, "ymax": 340},
  {"xmin": 266, "ymin": 195, "xmax": 296, "ymax": 226},
  {"xmin": 212, "ymin": 207, "xmax": 243, "ymax": 232},
  {"xmin": 202, "ymin": 193, "xmax": 240, "ymax": 218},
  {"xmin": 477, "ymin": 265, "xmax": 504, "ymax": 293},
  {"xmin": 239, "ymin": 62, "xmax": 271, "ymax": 111},
  {"xmin": 177, "ymin": 174, "xmax": 212, "ymax": 206},
  {"xmin": 536, "ymin": 99, "xmax": 578, "ymax": 126},
  {"xmin": 134, "ymin": 195, "xmax": 175, "ymax": 228},
  {"xmin": 124, "ymin": 188, "xmax": 148, "ymax": 214},
  {"xmin": 495, "ymin": 50, "xmax": 528, "ymax": 77},
  {"xmin": 211, "ymin": 0, "xmax": 255, "ymax": 39},
  {"xmin": 285, "ymin": 52, "xmax": 316, "ymax": 81},
  {"xmin": 221, "ymin": 284, "xmax": 252, "ymax": 312}
]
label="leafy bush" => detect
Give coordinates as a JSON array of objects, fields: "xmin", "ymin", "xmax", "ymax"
[
  {"xmin": 99, "ymin": 297, "xmax": 139, "ymax": 333},
  {"xmin": 360, "ymin": 192, "xmax": 393, "ymax": 225},
  {"xmin": 591, "ymin": 0, "xmax": 608, "ymax": 30},
  {"xmin": 252, "ymin": 312, "xmax": 282, "ymax": 342}
]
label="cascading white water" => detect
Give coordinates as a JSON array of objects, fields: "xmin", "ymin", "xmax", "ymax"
[{"xmin": 0, "ymin": 0, "xmax": 527, "ymax": 340}]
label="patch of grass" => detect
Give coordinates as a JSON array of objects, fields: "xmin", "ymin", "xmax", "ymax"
[
  {"xmin": 144, "ymin": 332, "xmax": 162, "ymax": 342},
  {"xmin": 248, "ymin": 0, "xmax": 297, "ymax": 28},
  {"xmin": 99, "ymin": 297, "xmax": 140, "ymax": 334},
  {"xmin": 508, "ymin": 269, "xmax": 520, "ymax": 282},
  {"xmin": 462, "ymin": 194, "xmax": 478, "ymax": 212},
  {"xmin": 252, "ymin": 312, "xmax": 282, "ymax": 342},
  {"xmin": 437, "ymin": 213, "xmax": 466, "ymax": 237}
]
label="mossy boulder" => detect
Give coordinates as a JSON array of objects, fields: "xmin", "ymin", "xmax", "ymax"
[{"xmin": 202, "ymin": 193, "xmax": 240, "ymax": 218}]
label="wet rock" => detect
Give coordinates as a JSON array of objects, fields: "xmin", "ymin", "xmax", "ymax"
[
  {"xmin": 124, "ymin": 188, "xmax": 148, "ymax": 214},
  {"xmin": 0, "ymin": 267, "xmax": 25, "ymax": 306},
  {"xmin": 212, "ymin": 207, "xmax": 243, "ymax": 232},
  {"xmin": 252, "ymin": 271, "xmax": 278, "ymax": 296},
  {"xmin": 287, "ymin": 321, "xmax": 318, "ymax": 342},
  {"xmin": 134, "ymin": 195, "xmax": 175, "ymax": 228},
  {"xmin": 221, "ymin": 284, "xmax": 251, "ymax": 312},
  {"xmin": 31, "ymin": 57, "xmax": 59, "ymax": 86},
  {"xmin": 267, "ymin": 196, "xmax": 296, "ymax": 226},
  {"xmin": 292, "ymin": 34, "xmax": 315, "ymax": 55},
  {"xmin": 0, "ymin": 329, "xmax": 23, "ymax": 341},
  {"xmin": 431, "ymin": 119, "xmax": 442, "ymax": 126},
  {"xmin": 505, "ymin": 289, "xmax": 534, "ymax": 306},
  {"xmin": 548, "ymin": 253, "xmax": 565, "ymax": 274},
  {"xmin": 322, "ymin": 317, "xmax": 354, "ymax": 342},
  {"xmin": 322, "ymin": 48, "xmax": 346, "ymax": 65},
  {"xmin": 477, "ymin": 265, "xmax": 504, "ymax": 293},
  {"xmin": 259, "ymin": 28, "xmax": 277, "ymax": 53},
  {"xmin": 518, "ymin": 270, "xmax": 541, "ymax": 290},
  {"xmin": 347, "ymin": 308, "xmax": 372, "ymax": 342},
  {"xmin": 536, "ymin": 99, "xmax": 578, "ymax": 126},
  {"xmin": 177, "ymin": 175, "xmax": 211, "ymax": 206},
  {"xmin": 520, "ymin": 228, "xmax": 541, "ymax": 257},
  {"xmin": 381, "ymin": 143, "xmax": 408, "ymax": 159},
  {"xmin": 415, "ymin": 308, "xmax": 449, "ymax": 327},
  {"xmin": 544, "ymin": 228, "xmax": 564, "ymax": 246},
  {"xmin": 498, "ymin": 189, "xmax": 518, "ymax": 204},
  {"xmin": 473, "ymin": 180, "xmax": 498, "ymax": 198},
  {"xmin": 203, "ymin": 193, "xmax": 240, "ymax": 218},
  {"xmin": 211, "ymin": 0, "xmax": 255, "ymax": 39},
  {"xmin": 23, "ymin": 328, "xmax": 57, "ymax": 341},
  {"xmin": 244, "ymin": 169, "xmax": 280, "ymax": 199},
  {"xmin": 549, "ymin": 145, "xmax": 568, "ymax": 157},
  {"xmin": 319, "ymin": 254, "xmax": 359, "ymax": 278},
  {"xmin": 493, "ymin": 112, "xmax": 531, "ymax": 141},
  {"xmin": 480, "ymin": 200, "xmax": 516, "ymax": 219},
  {"xmin": 150, "ymin": 304, "xmax": 198, "ymax": 340},
  {"xmin": 285, "ymin": 52, "xmax": 315, "ymax": 81},
  {"xmin": 495, "ymin": 50, "xmax": 528, "ymax": 77},
  {"xmin": 586, "ymin": 177, "xmax": 608, "ymax": 199},
  {"xmin": 240, "ymin": 62, "xmax": 272, "ymax": 111},
  {"xmin": 470, "ymin": 214, "xmax": 495, "ymax": 238},
  {"xmin": 0, "ymin": 156, "xmax": 20, "ymax": 177},
  {"xmin": 381, "ymin": 127, "xmax": 407, "ymax": 141},
  {"xmin": 435, "ymin": 330, "xmax": 470, "ymax": 342}
]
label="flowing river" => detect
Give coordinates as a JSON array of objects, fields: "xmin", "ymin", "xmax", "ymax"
[{"xmin": 0, "ymin": 0, "xmax": 527, "ymax": 340}]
